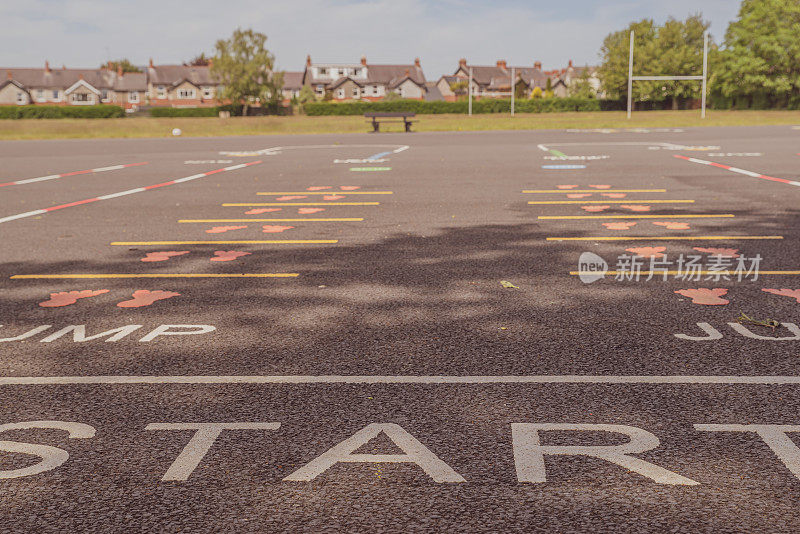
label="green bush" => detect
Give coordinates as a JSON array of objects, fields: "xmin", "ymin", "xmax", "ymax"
[
  {"xmin": 0, "ymin": 105, "xmax": 125, "ymax": 119},
  {"xmin": 303, "ymin": 98, "xmax": 602, "ymax": 116},
  {"xmin": 149, "ymin": 107, "xmax": 220, "ymax": 117},
  {"xmin": 148, "ymin": 103, "xmax": 290, "ymax": 117}
]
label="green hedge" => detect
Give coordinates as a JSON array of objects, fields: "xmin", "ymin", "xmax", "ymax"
[
  {"xmin": 304, "ymin": 97, "xmax": 602, "ymax": 116},
  {"xmin": 0, "ymin": 105, "xmax": 125, "ymax": 119},
  {"xmin": 149, "ymin": 103, "xmax": 291, "ymax": 117}
]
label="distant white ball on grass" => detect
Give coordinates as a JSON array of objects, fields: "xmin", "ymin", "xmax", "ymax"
[{"xmin": 172, "ymin": 128, "xmax": 182, "ymax": 136}]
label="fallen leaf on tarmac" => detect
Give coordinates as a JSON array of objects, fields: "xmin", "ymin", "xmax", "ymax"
[
  {"xmin": 500, "ymin": 281, "xmax": 520, "ymax": 289},
  {"xmin": 737, "ymin": 312, "xmax": 781, "ymax": 330}
]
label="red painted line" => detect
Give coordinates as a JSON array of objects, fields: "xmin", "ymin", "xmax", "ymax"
[
  {"xmin": 709, "ymin": 162, "xmax": 731, "ymax": 170},
  {"xmin": 675, "ymin": 155, "xmax": 800, "ymax": 187},
  {"xmin": 204, "ymin": 169, "xmax": 226, "ymax": 176},
  {"xmin": 44, "ymin": 198, "xmax": 101, "ymax": 212},
  {"xmin": 144, "ymin": 181, "xmax": 177, "ymax": 190},
  {"xmin": 59, "ymin": 169, "xmax": 93, "ymax": 177},
  {"xmin": 673, "ymin": 155, "xmax": 690, "ymax": 161},
  {"xmin": 0, "ymin": 161, "xmax": 148, "ymax": 188},
  {"xmin": 757, "ymin": 174, "xmax": 794, "ymax": 185},
  {"xmin": 122, "ymin": 162, "xmax": 148, "ymax": 168}
]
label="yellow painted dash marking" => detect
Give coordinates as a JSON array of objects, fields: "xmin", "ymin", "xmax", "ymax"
[
  {"xmin": 11, "ymin": 273, "xmax": 299, "ymax": 279},
  {"xmin": 110, "ymin": 240, "xmax": 338, "ymax": 245},
  {"xmin": 256, "ymin": 191, "xmax": 393, "ymax": 195},
  {"xmin": 178, "ymin": 218, "xmax": 364, "ymax": 223},
  {"xmin": 547, "ymin": 235, "xmax": 783, "ymax": 241},
  {"xmin": 523, "ymin": 189, "xmax": 667, "ymax": 193},
  {"xmin": 529, "ymin": 200, "xmax": 694, "ymax": 205},
  {"xmin": 223, "ymin": 202, "xmax": 380, "ymax": 206},
  {"xmin": 569, "ymin": 270, "xmax": 800, "ymax": 276},
  {"xmin": 539, "ymin": 214, "xmax": 735, "ymax": 220}
]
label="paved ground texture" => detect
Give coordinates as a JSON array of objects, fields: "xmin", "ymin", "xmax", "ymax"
[{"xmin": 1, "ymin": 125, "xmax": 800, "ymax": 532}]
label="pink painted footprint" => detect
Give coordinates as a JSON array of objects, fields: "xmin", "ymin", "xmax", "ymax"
[
  {"xmin": 117, "ymin": 290, "xmax": 180, "ymax": 308},
  {"xmin": 602, "ymin": 193, "xmax": 627, "ymax": 198},
  {"xmin": 621, "ymin": 205, "xmax": 651, "ymax": 212},
  {"xmin": 694, "ymin": 247, "xmax": 739, "ymax": 258},
  {"xmin": 141, "ymin": 251, "xmax": 189, "ymax": 263},
  {"xmin": 603, "ymin": 222, "xmax": 637, "ymax": 230},
  {"xmin": 276, "ymin": 195, "xmax": 307, "ymax": 201},
  {"xmin": 39, "ymin": 289, "xmax": 109, "ymax": 308},
  {"xmin": 675, "ymin": 288, "xmax": 729, "ymax": 306},
  {"xmin": 589, "ymin": 184, "xmax": 611, "ymax": 189},
  {"xmin": 307, "ymin": 186, "xmax": 332, "ymax": 191},
  {"xmin": 323, "ymin": 194, "xmax": 345, "ymax": 200},
  {"xmin": 582, "ymin": 205, "xmax": 610, "ymax": 212},
  {"xmin": 762, "ymin": 288, "xmax": 800, "ymax": 303},
  {"xmin": 340, "ymin": 186, "xmax": 360, "ymax": 190},
  {"xmin": 567, "ymin": 193, "xmax": 592, "ymax": 198},
  {"xmin": 246, "ymin": 208, "xmax": 282, "ymax": 215},
  {"xmin": 653, "ymin": 221, "xmax": 690, "ymax": 230},
  {"xmin": 211, "ymin": 251, "xmax": 251, "ymax": 262},
  {"xmin": 557, "ymin": 184, "xmax": 579, "ymax": 189},
  {"xmin": 298, "ymin": 208, "xmax": 324, "ymax": 214},
  {"xmin": 262, "ymin": 225, "xmax": 294, "ymax": 233},
  {"xmin": 206, "ymin": 225, "xmax": 247, "ymax": 234},
  {"xmin": 626, "ymin": 246, "xmax": 666, "ymax": 258}
]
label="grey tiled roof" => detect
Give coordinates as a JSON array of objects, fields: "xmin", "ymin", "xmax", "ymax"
[
  {"xmin": 282, "ymin": 71, "xmax": 304, "ymax": 90},
  {"xmin": 147, "ymin": 65, "xmax": 218, "ymax": 86},
  {"xmin": 1, "ymin": 67, "xmax": 147, "ymax": 91}
]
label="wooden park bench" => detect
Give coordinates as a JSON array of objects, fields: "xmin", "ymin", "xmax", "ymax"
[{"xmin": 364, "ymin": 112, "xmax": 416, "ymax": 133}]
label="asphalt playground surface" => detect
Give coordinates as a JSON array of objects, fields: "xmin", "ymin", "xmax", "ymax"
[{"xmin": 1, "ymin": 124, "xmax": 799, "ymax": 532}]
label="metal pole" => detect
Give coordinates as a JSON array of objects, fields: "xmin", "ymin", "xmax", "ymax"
[
  {"xmin": 627, "ymin": 30, "xmax": 634, "ymax": 119},
  {"xmin": 511, "ymin": 67, "xmax": 515, "ymax": 116},
  {"xmin": 468, "ymin": 67, "xmax": 473, "ymax": 116},
  {"xmin": 701, "ymin": 31, "xmax": 708, "ymax": 119}
]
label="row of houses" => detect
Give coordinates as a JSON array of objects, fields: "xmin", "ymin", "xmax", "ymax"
[{"xmin": 0, "ymin": 57, "xmax": 599, "ymax": 109}]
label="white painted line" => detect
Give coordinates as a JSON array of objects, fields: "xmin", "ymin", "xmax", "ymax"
[
  {"xmin": 0, "ymin": 162, "xmax": 147, "ymax": 188},
  {"xmin": 3, "ymin": 375, "xmax": 800, "ymax": 386}
]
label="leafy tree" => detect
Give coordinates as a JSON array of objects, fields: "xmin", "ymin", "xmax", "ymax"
[
  {"xmin": 185, "ymin": 53, "xmax": 210, "ymax": 66},
  {"xmin": 449, "ymin": 80, "xmax": 468, "ymax": 99},
  {"xmin": 715, "ymin": 0, "xmax": 800, "ymax": 108},
  {"xmin": 102, "ymin": 59, "xmax": 141, "ymax": 73},
  {"xmin": 297, "ymin": 85, "xmax": 317, "ymax": 104},
  {"xmin": 383, "ymin": 91, "xmax": 402, "ymax": 101},
  {"xmin": 599, "ymin": 16, "xmax": 712, "ymax": 108},
  {"xmin": 530, "ymin": 86, "xmax": 543, "ymax": 99},
  {"xmin": 211, "ymin": 28, "xmax": 283, "ymax": 116},
  {"xmin": 545, "ymin": 77, "xmax": 553, "ymax": 93},
  {"xmin": 514, "ymin": 80, "xmax": 527, "ymax": 99},
  {"xmin": 568, "ymin": 70, "xmax": 596, "ymax": 98}
]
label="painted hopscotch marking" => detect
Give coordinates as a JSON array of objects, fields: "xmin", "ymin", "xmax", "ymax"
[
  {"xmin": 0, "ymin": 162, "xmax": 147, "ymax": 188},
  {"xmin": 179, "ymin": 218, "xmax": 363, "ymax": 223},
  {"xmin": 675, "ymin": 155, "xmax": 800, "ymax": 187},
  {"xmin": 5, "ymin": 375, "xmax": 800, "ymax": 385},
  {"xmin": 539, "ymin": 214, "xmax": 734, "ymax": 220},
  {"xmin": 529, "ymin": 200, "xmax": 694, "ymax": 205},
  {"xmin": 0, "ymin": 161, "xmax": 262, "ymax": 225},
  {"xmin": 524, "ymin": 189, "xmax": 666, "ymax": 194},
  {"xmin": 256, "ymin": 191, "xmax": 393, "ymax": 196},
  {"xmin": 11, "ymin": 274, "xmax": 299, "ymax": 279},
  {"xmin": 548, "ymin": 236, "xmax": 783, "ymax": 242},
  {"xmin": 110, "ymin": 240, "xmax": 338, "ymax": 246},
  {"xmin": 222, "ymin": 202, "xmax": 380, "ymax": 207}
]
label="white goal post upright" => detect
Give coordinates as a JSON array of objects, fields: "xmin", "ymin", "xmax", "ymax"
[{"xmin": 627, "ymin": 30, "xmax": 709, "ymax": 119}]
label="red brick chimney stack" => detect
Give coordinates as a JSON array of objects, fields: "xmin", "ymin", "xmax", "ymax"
[
  {"xmin": 306, "ymin": 55, "xmax": 312, "ymax": 67},
  {"xmin": 6, "ymin": 70, "xmax": 12, "ymax": 80},
  {"xmin": 117, "ymin": 65, "xmax": 123, "ymax": 77},
  {"xmin": 459, "ymin": 58, "xmax": 467, "ymax": 67},
  {"xmin": 534, "ymin": 61, "xmax": 542, "ymax": 70},
  {"xmin": 414, "ymin": 57, "xmax": 420, "ymax": 68},
  {"xmin": 497, "ymin": 59, "xmax": 507, "ymax": 69},
  {"xmin": 568, "ymin": 59, "xmax": 573, "ymax": 68},
  {"xmin": 149, "ymin": 58, "xmax": 154, "ymax": 69},
  {"xmin": 45, "ymin": 60, "xmax": 51, "ymax": 73},
  {"xmin": 361, "ymin": 55, "xmax": 367, "ymax": 66}
]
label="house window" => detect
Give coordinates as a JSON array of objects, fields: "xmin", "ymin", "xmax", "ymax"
[
  {"xmin": 372, "ymin": 86, "xmax": 378, "ymax": 96},
  {"xmin": 318, "ymin": 67, "xmax": 327, "ymax": 75},
  {"xmin": 157, "ymin": 85, "xmax": 165, "ymax": 98},
  {"xmin": 128, "ymin": 91, "xmax": 139, "ymax": 103},
  {"xmin": 177, "ymin": 88, "xmax": 195, "ymax": 99},
  {"xmin": 101, "ymin": 89, "xmax": 109, "ymax": 101},
  {"xmin": 202, "ymin": 87, "xmax": 212, "ymax": 99},
  {"xmin": 352, "ymin": 87, "xmax": 359, "ymax": 97},
  {"xmin": 36, "ymin": 89, "xmax": 45, "ymax": 102},
  {"xmin": 16, "ymin": 92, "xmax": 26, "ymax": 104},
  {"xmin": 337, "ymin": 88, "xmax": 344, "ymax": 99},
  {"xmin": 52, "ymin": 90, "xmax": 59, "ymax": 100},
  {"xmin": 72, "ymin": 93, "xmax": 91, "ymax": 102}
]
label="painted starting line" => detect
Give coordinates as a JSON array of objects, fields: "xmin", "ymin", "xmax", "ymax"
[
  {"xmin": 524, "ymin": 189, "xmax": 666, "ymax": 194},
  {"xmin": 256, "ymin": 191, "xmax": 393, "ymax": 196},
  {"xmin": 529, "ymin": 200, "xmax": 694, "ymax": 205},
  {"xmin": 4, "ymin": 375, "xmax": 800, "ymax": 385},
  {"xmin": 223, "ymin": 202, "xmax": 379, "ymax": 207},
  {"xmin": 539, "ymin": 214, "xmax": 735, "ymax": 220},
  {"xmin": 675, "ymin": 155, "xmax": 800, "ymax": 187},
  {"xmin": 0, "ymin": 161, "xmax": 263, "ymax": 225},
  {"xmin": 0, "ymin": 161, "xmax": 147, "ymax": 188},
  {"xmin": 178, "ymin": 218, "xmax": 364, "ymax": 223}
]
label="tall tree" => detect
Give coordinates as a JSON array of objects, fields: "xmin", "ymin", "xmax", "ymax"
[
  {"xmin": 211, "ymin": 28, "xmax": 283, "ymax": 116},
  {"xmin": 185, "ymin": 53, "xmax": 210, "ymax": 67},
  {"xmin": 715, "ymin": 0, "xmax": 800, "ymax": 108}
]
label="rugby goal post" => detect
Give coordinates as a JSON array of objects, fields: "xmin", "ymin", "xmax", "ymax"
[{"xmin": 627, "ymin": 30, "xmax": 709, "ymax": 119}]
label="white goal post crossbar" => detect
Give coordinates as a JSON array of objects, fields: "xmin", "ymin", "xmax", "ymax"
[{"xmin": 627, "ymin": 30, "xmax": 709, "ymax": 118}]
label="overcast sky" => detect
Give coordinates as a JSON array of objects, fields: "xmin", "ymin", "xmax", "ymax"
[{"xmin": 1, "ymin": 0, "xmax": 740, "ymax": 79}]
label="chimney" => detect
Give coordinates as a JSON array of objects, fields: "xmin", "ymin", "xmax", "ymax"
[
  {"xmin": 414, "ymin": 57, "xmax": 420, "ymax": 68},
  {"xmin": 459, "ymin": 58, "xmax": 467, "ymax": 67},
  {"xmin": 534, "ymin": 61, "xmax": 542, "ymax": 70},
  {"xmin": 62, "ymin": 65, "xmax": 66, "ymax": 70},
  {"xmin": 306, "ymin": 55, "xmax": 312, "ymax": 67},
  {"xmin": 496, "ymin": 59, "xmax": 507, "ymax": 69},
  {"xmin": 79, "ymin": 73, "xmax": 84, "ymax": 80},
  {"xmin": 117, "ymin": 65, "xmax": 123, "ymax": 77},
  {"xmin": 405, "ymin": 68, "xmax": 410, "ymax": 76},
  {"xmin": 6, "ymin": 70, "xmax": 12, "ymax": 80},
  {"xmin": 361, "ymin": 55, "xmax": 367, "ymax": 66},
  {"xmin": 45, "ymin": 60, "xmax": 51, "ymax": 73},
  {"xmin": 149, "ymin": 57, "xmax": 154, "ymax": 69},
  {"xmin": 568, "ymin": 59, "xmax": 573, "ymax": 68},
  {"xmin": 208, "ymin": 58, "xmax": 213, "ymax": 69}
]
